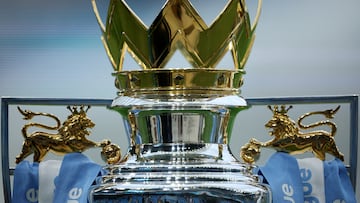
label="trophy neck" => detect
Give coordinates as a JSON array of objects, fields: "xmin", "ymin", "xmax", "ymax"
[{"xmin": 112, "ymin": 96, "xmax": 247, "ymax": 146}]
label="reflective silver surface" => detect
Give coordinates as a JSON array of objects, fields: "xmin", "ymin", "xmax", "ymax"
[
  {"xmin": 89, "ymin": 97, "xmax": 271, "ymax": 202},
  {"xmin": 90, "ymin": 143, "xmax": 271, "ymax": 203}
]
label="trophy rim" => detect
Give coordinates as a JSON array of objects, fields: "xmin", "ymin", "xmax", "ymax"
[{"xmin": 112, "ymin": 69, "xmax": 245, "ymax": 98}]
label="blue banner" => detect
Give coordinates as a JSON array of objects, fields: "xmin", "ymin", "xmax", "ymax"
[
  {"xmin": 257, "ymin": 153, "xmax": 357, "ymax": 203},
  {"xmin": 53, "ymin": 153, "xmax": 102, "ymax": 203},
  {"xmin": 13, "ymin": 161, "xmax": 39, "ymax": 203},
  {"xmin": 257, "ymin": 152, "xmax": 304, "ymax": 203}
]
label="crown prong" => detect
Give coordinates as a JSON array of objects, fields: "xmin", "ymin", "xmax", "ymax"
[
  {"xmin": 268, "ymin": 105, "xmax": 293, "ymax": 115},
  {"xmin": 100, "ymin": 0, "xmax": 255, "ymax": 71},
  {"xmin": 93, "ymin": 0, "xmax": 261, "ymax": 97}
]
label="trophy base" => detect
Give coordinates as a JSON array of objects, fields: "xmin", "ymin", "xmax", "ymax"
[
  {"xmin": 89, "ymin": 143, "xmax": 271, "ymax": 203},
  {"xmin": 92, "ymin": 189, "xmax": 268, "ymax": 203}
]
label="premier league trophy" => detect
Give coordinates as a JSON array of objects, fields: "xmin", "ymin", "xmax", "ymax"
[{"xmin": 89, "ymin": 0, "xmax": 271, "ymax": 202}]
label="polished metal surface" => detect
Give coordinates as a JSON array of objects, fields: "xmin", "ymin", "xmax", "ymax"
[
  {"xmin": 113, "ymin": 69, "xmax": 245, "ymax": 97},
  {"xmin": 90, "ymin": 0, "xmax": 268, "ymax": 195},
  {"xmin": 92, "ymin": 0, "xmax": 262, "ymax": 71},
  {"xmin": 112, "ymin": 96, "xmax": 248, "ymax": 144},
  {"xmin": 91, "ymin": 0, "xmax": 262, "ymax": 99},
  {"xmin": 90, "ymin": 142, "xmax": 271, "ymax": 202}
]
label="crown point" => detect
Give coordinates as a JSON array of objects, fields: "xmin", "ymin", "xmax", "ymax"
[
  {"xmin": 97, "ymin": 0, "xmax": 258, "ymax": 71},
  {"xmin": 92, "ymin": 0, "xmax": 261, "ymax": 98}
]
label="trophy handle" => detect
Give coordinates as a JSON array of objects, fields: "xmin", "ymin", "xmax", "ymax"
[
  {"xmin": 250, "ymin": 0, "xmax": 262, "ymax": 32},
  {"xmin": 91, "ymin": 0, "xmax": 106, "ymax": 33}
]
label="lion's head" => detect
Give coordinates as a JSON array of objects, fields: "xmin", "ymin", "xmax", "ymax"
[
  {"xmin": 59, "ymin": 106, "xmax": 95, "ymax": 140},
  {"xmin": 265, "ymin": 105, "xmax": 298, "ymax": 139}
]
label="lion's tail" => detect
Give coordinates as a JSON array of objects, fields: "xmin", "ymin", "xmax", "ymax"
[
  {"xmin": 297, "ymin": 106, "xmax": 340, "ymax": 137},
  {"xmin": 18, "ymin": 107, "xmax": 61, "ymax": 138}
]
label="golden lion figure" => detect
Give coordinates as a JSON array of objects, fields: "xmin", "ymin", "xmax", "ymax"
[
  {"xmin": 241, "ymin": 105, "xmax": 344, "ymax": 164},
  {"xmin": 16, "ymin": 106, "xmax": 120, "ymax": 164}
]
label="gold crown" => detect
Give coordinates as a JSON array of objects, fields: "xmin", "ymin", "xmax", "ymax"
[
  {"xmin": 67, "ymin": 105, "xmax": 90, "ymax": 115},
  {"xmin": 268, "ymin": 105, "xmax": 293, "ymax": 119},
  {"xmin": 92, "ymin": 0, "xmax": 262, "ymax": 97}
]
